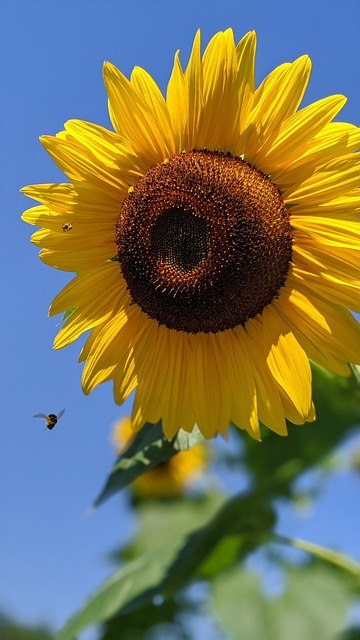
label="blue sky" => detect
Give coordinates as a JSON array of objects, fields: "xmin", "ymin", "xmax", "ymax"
[{"xmin": 1, "ymin": 0, "xmax": 360, "ymax": 635}]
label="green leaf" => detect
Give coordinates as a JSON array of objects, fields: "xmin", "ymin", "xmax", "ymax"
[
  {"xmin": 243, "ymin": 364, "xmax": 360, "ymax": 493},
  {"xmin": 212, "ymin": 562, "xmax": 354, "ymax": 640},
  {"xmin": 99, "ymin": 598, "xmax": 188, "ymax": 640},
  {"xmin": 94, "ymin": 423, "xmax": 205, "ymax": 507},
  {"xmin": 274, "ymin": 535, "xmax": 360, "ymax": 585},
  {"xmin": 55, "ymin": 542, "xmax": 181, "ymax": 640},
  {"xmin": 56, "ymin": 491, "xmax": 275, "ymax": 639},
  {"xmin": 119, "ymin": 495, "xmax": 224, "ymax": 560},
  {"xmin": 159, "ymin": 492, "xmax": 275, "ymax": 594},
  {"xmin": 0, "ymin": 611, "xmax": 53, "ymax": 640},
  {"xmin": 94, "ymin": 423, "xmax": 172, "ymax": 507}
]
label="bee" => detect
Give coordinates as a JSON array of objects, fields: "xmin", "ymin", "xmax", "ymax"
[
  {"xmin": 62, "ymin": 223, "xmax": 72, "ymax": 232},
  {"xmin": 34, "ymin": 409, "xmax": 65, "ymax": 431}
]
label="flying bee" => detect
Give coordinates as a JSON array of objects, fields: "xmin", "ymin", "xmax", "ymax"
[
  {"xmin": 34, "ymin": 409, "xmax": 65, "ymax": 431},
  {"xmin": 62, "ymin": 223, "xmax": 72, "ymax": 232}
]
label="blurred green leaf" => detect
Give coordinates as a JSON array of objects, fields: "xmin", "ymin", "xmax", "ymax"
[
  {"xmin": 159, "ymin": 492, "xmax": 275, "ymax": 593},
  {"xmin": 0, "ymin": 612, "xmax": 53, "ymax": 640},
  {"xmin": 243, "ymin": 364, "xmax": 360, "ymax": 494},
  {"xmin": 119, "ymin": 495, "xmax": 223, "ymax": 560},
  {"xmin": 56, "ymin": 491, "xmax": 275, "ymax": 639},
  {"xmin": 274, "ymin": 535, "xmax": 360, "ymax": 586},
  {"xmin": 340, "ymin": 627, "xmax": 360, "ymax": 640},
  {"xmin": 56, "ymin": 482, "xmax": 360, "ymax": 639},
  {"xmin": 55, "ymin": 541, "xmax": 183, "ymax": 640},
  {"xmin": 63, "ymin": 363, "xmax": 360, "ymax": 639},
  {"xmin": 100, "ymin": 598, "xmax": 192, "ymax": 640},
  {"xmin": 212, "ymin": 562, "xmax": 354, "ymax": 640},
  {"xmin": 94, "ymin": 424, "xmax": 205, "ymax": 507},
  {"xmin": 56, "ymin": 495, "xmax": 221, "ymax": 639},
  {"xmin": 94, "ymin": 423, "xmax": 179, "ymax": 507}
]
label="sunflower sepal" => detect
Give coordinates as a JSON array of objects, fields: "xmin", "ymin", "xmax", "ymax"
[
  {"xmin": 173, "ymin": 424, "xmax": 204, "ymax": 451},
  {"xmin": 53, "ymin": 307, "xmax": 77, "ymax": 326},
  {"xmin": 348, "ymin": 363, "xmax": 360, "ymax": 397}
]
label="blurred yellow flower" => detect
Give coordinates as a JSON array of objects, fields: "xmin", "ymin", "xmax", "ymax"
[
  {"xmin": 112, "ymin": 417, "xmax": 207, "ymax": 498},
  {"xmin": 22, "ymin": 29, "xmax": 360, "ymax": 441}
]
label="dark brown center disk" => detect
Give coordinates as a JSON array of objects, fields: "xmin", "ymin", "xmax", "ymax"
[{"xmin": 116, "ymin": 150, "xmax": 292, "ymax": 334}]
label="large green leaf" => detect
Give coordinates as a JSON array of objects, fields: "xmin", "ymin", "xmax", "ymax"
[
  {"xmin": 94, "ymin": 423, "xmax": 204, "ymax": 507},
  {"xmin": 55, "ymin": 496, "xmax": 222, "ymax": 639},
  {"xmin": 56, "ymin": 481, "xmax": 360, "ymax": 639},
  {"xmin": 118, "ymin": 495, "xmax": 224, "ymax": 560},
  {"xmin": 212, "ymin": 561, "xmax": 354, "ymax": 640},
  {"xmin": 55, "ymin": 542, "xmax": 182, "ymax": 640},
  {"xmin": 158, "ymin": 493, "xmax": 275, "ymax": 594},
  {"xmin": 99, "ymin": 597, "xmax": 191, "ymax": 640},
  {"xmin": 56, "ymin": 491, "xmax": 275, "ymax": 639}
]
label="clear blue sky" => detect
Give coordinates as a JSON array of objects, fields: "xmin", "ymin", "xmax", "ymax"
[{"xmin": 1, "ymin": 0, "xmax": 360, "ymax": 635}]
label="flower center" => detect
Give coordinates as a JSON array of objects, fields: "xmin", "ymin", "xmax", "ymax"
[{"xmin": 116, "ymin": 150, "xmax": 292, "ymax": 333}]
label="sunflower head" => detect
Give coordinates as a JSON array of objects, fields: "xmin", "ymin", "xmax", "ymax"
[
  {"xmin": 117, "ymin": 149, "xmax": 293, "ymax": 333},
  {"xmin": 22, "ymin": 29, "xmax": 360, "ymax": 442}
]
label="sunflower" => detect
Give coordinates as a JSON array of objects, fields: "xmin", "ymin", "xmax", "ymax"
[
  {"xmin": 112, "ymin": 417, "xmax": 206, "ymax": 498},
  {"xmin": 22, "ymin": 29, "xmax": 360, "ymax": 441}
]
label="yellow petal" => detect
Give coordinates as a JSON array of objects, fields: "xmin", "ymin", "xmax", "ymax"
[
  {"xmin": 244, "ymin": 319, "xmax": 287, "ymax": 435},
  {"xmin": 262, "ymin": 304, "xmax": 313, "ymax": 421},
  {"xmin": 38, "ymin": 246, "xmax": 115, "ymax": 271},
  {"xmin": 244, "ymin": 56, "xmax": 311, "ymax": 161},
  {"xmin": 21, "ymin": 182, "xmax": 120, "ymax": 217},
  {"xmin": 166, "ymin": 49, "xmax": 187, "ymax": 152},
  {"xmin": 262, "ymin": 95, "xmax": 346, "ymax": 172},
  {"xmin": 189, "ymin": 333, "xmax": 233, "ymax": 439},
  {"xmin": 183, "ymin": 30, "xmax": 203, "ymax": 148},
  {"xmin": 292, "ymin": 216, "xmax": 360, "ymax": 248},
  {"xmin": 197, "ymin": 29, "xmax": 239, "ymax": 151},
  {"xmin": 223, "ymin": 328, "xmax": 259, "ymax": 440},
  {"xmin": 102, "ymin": 61, "xmax": 167, "ymax": 166},
  {"xmin": 281, "ymin": 279, "xmax": 360, "ymax": 365},
  {"xmin": 285, "ymin": 155, "xmax": 360, "ymax": 204},
  {"xmin": 130, "ymin": 66, "xmax": 176, "ymax": 157},
  {"xmin": 40, "ymin": 135, "xmax": 128, "ymax": 198},
  {"xmin": 236, "ymin": 31, "xmax": 256, "ymax": 134}
]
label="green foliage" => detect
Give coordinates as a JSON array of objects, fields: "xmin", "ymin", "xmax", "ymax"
[
  {"xmin": 242, "ymin": 364, "xmax": 360, "ymax": 494},
  {"xmin": 56, "ymin": 364, "xmax": 360, "ymax": 639},
  {"xmin": 55, "ymin": 491, "xmax": 360, "ymax": 639},
  {"xmin": 55, "ymin": 542, "xmax": 182, "ymax": 640},
  {"xmin": 94, "ymin": 424, "xmax": 205, "ymax": 507},
  {"xmin": 100, "ymin": 597, "xmax": 193, "ymax": 640},
  {"xmin": 274, "ymin": 535, "xmax": 360, "ymax": 587},
  {"xmin": 56, "ymin": 493, "xmax": 275, "ymax": 639},
  {"xmin": 120, "ymin": 496, "xmax": 224, "ymax": 560},
  {"xmin": 0, "ymin": 612, "xmax": 53, "ymax": 640},
  {"xmin": 212, "ymin": 561, "xmax": 354, "ymax": 640}
]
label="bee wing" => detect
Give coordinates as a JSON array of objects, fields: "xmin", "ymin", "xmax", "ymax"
[
  {"xmin": 57, "ymin": 408, "xmax": 66, "ymax": 419},
  {"xmin": 34, "ymin": 413, "xmax": 47, "ymax": 419}
]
